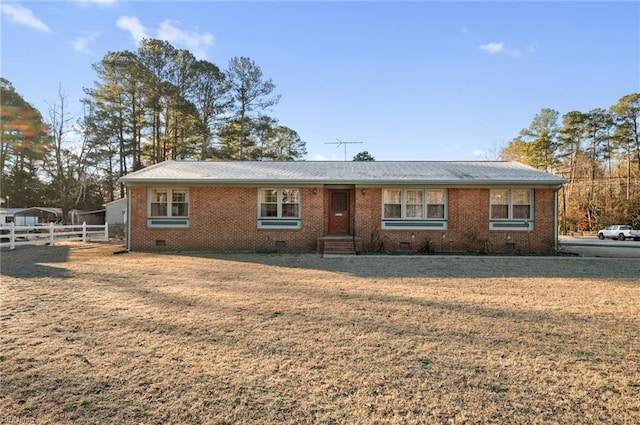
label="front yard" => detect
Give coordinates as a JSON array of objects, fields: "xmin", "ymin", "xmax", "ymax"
[{"xmin": 1, "ymin": 243, "xmax": 639, "ymax": 424}]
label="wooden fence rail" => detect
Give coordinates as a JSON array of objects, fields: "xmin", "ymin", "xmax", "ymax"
[{"xmin": 0, "ymin": 222, "xmax": 109, "ymax": 250}]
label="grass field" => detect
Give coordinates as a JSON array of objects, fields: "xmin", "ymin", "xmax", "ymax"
[{"xmin": 1, "ymin": 243, "xmax": 639, "ymax": 424}]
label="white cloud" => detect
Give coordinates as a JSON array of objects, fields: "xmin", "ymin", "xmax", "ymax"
[
  {"xmin": 74, "ymin": 0, "xmax": 117, "ymax": 6},
  {"xmin": 116, "ymin": 16, "xmax": 214, "ymax": 59},
  {"xmin": 479, "ymin": 42, "xmax": 504, "ymax": 54},
  {"xmin": 472, "ymin": 149, "xmax": 487, "ymax": 158},
  {"xmin": 71, "ymin": 33, "xmax": 99, "ymax": 55},
  {"xmin": 116, "ymin": 16, "xmax": 148, "ymax": 43},
  {"xmin": 0, "ymin": 3, "xmax": 50, "ymax": 32},
  {"xmin": 157, "ymin": 20, "xmax": 214, "ymax": 60},
  {"xmin": 479, "ymin": 41, "xmax": 537, "ymax": 58}
]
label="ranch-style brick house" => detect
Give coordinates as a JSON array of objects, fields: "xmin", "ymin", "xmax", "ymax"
[{"xmin": 120, "ymin": 160, "xmax": 565, "ymax": 255}]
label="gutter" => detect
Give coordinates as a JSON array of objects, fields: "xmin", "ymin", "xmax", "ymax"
[
  {"xmin": 120, "ymin": 178, "xmax": 566, "ymax": 187},
  {"xmin": 554, "ymin": 184, "xmax": 563, "ymax": 252},
  {"xmin": 554, "ymin": 187, "xmax": 559, "ymax": 252},
  {"xmin": 126, "ymin": 189, "xmax": 132, "ymax": 252}
]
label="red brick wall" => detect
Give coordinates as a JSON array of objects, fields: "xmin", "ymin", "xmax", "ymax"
[
  {"xmin": 129, "ymin": 185, "xmax": 558, "ymax": 254},
  {"xmin": 130, "ymin": 186, "xmax": 325, "ymax": 252},
  {"xmin": 354, "ymin": 187, "xmax": 557, "ymax": 254}
]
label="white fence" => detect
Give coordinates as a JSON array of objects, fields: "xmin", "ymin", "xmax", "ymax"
[{"xmin": 0, "ymin": 222, "xmax": 109, "ymax": 250}]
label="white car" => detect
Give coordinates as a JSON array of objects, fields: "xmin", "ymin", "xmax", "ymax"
[{"xmin": 597, "ymin": 225, "xmax": 640, "ymax": 241}]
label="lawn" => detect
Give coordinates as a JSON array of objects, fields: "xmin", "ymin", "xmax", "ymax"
[{"xmin": 1, "ymin": 243, "xmax": 639, "ymax": 424}]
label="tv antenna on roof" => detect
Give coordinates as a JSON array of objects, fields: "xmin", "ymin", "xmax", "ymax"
[{"xmin": 325, "ymin": 138, "xmax": 363, "ymax": 161}]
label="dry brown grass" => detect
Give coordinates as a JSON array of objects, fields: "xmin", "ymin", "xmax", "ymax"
[{"xmin": 1, "ymin": 243, "xmax": 639, "ymax": 424}]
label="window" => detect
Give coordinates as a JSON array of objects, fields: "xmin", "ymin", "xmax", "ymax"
[
  {"xmin": 490, "ymin": 189, "xmax": 509, "ymax": 219},
  {"xmin": 150, "ymin": 189, "xmax": 168, "ymax": 216},
  {"xmin": 405, "ymin": 190, "xmax": 423, "ymax": 218},
  {"xmin": 382, "ymin": 189, "xmax": 446, "ymax": 220},
  {"xmin": 258, "ymin": 188, "xmax": 301, "ymax": 229},
  {"xmin": 490, "ymin": 189, "xmax": 532, "ymax": 220},
  {"xmin": 489, "ymin": 189, "xmax": 534, "ymax": 231},
  {"xmin": 260, "ymin": 189, "xmax": 278, "ymax": 217},
  {"xmin": 148, "ymin": 189, "xmax": 189, "ymax": 217},
  {"xmin": 147, "ymin": 188, "xmax": 189, "ymax": 228},
  {"xmin": 381, "ymin": 189, "xmax": 447, "ymax": 230},
  {"xmin": 281, "ymin": 189, "xmax": 300, "ymax": 218},
  {"xmin": 426, "ymin": 189, "xmax": 445, "ymax": 219},
  {"xmin": 259, "ymin": 189, "xmax": 300, "ymax": 219},
  {"xmin": 512, "ymin": 190, "xmax": 531, "ymax": 219},
  {"xmin": 171, "ymin": 190, "xmax": 189, "ymax": 217},
  {"xmin": 383, "ymin": 189, "xmax": 402, "ymax": 218}
]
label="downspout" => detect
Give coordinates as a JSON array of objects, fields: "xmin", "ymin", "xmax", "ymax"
[
  {"xmin": 352, "ymin": 213, "xmax": 356, "ymax": 253},
  {"xmin": 554, "ymin": 186, "xmax": 560, "ymax": 253},
  {"xmin": 352, "ymin": 188, "xmax": 357, "ymax": 253},
  {"xmin": 126, "ymin": 187, "xmax": 132, "ymax": 252}
]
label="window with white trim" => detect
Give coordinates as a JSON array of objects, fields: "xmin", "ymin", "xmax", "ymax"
[
  {"xmin": 490, "ymin": 189, "xmax": 532, "ymax": 220},
  {"xmin": 259, "ymin": 189, "xmax": 300, "ymax": 219},
  {"xmin": 383, "ymin": 189, "xmax": 402, "ymax": 218},
  {"xmin": 427, "ymin": 189, "xmax": 446, "ymax": 219},
  {"xmin": 148, "ymin": 188, "xmax": 189, "ymax": 217},
  {"xmin": 382, "ymin": 189, "xmax": 446, "ymax": 220}
]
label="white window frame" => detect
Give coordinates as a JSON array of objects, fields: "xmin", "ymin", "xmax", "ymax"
[
  {"xmin": 147, "ymin": 188, "xmax": 189, "ymax": 228},
  {"xmin": 489, "ymin": 189, "xmax": 534, "ymax": 231},
  {"xmin": 382, "ymin": 188, "xmax": 447, "ymax": 220},
  {"xmin": 381, "ymin": 188, "xmax": 448, "ymax": 230},
  {"xmin": 257, "ymin": 188, "xmax": 301, "ymax": 229}
]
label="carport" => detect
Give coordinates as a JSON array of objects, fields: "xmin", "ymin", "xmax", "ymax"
[{"xmin": 13, "ymin": 207, "xmax": 63, "ymax": 226}]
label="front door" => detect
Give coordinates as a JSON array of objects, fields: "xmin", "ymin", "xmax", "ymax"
[{"xmin": 329, "ymin": 190, "xmax": 350, "ymax": 235}]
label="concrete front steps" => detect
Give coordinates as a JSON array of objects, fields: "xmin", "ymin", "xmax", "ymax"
[{"xmin": 318, "ymin": 236, "xmax": 361, "ymax": 256}]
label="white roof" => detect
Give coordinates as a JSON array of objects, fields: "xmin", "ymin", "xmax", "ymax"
[
  {"xmin": 120, "ymin": 160, "xmax": 565, "ymax": 187},
  {"xmin": 14, "ymin": 207, "xmax": 63, "ymax": 217},
  {"xmin": 104, "ymin": 197, "xmax": 127, "ymax": 207}
]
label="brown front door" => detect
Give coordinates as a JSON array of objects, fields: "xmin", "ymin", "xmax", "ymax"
[{"xmin": 329, "ymin": 190, "xmax": 350, "ymax": 235}]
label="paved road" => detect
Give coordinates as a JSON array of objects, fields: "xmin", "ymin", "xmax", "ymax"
[{"xmin": 559, "ymin": 236, "xmax": 640, "ymax": 258}]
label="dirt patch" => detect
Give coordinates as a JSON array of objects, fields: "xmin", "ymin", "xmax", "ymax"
[{"xmin": 1, "ymin": 243, "xmax": 639, "ymax": 424}]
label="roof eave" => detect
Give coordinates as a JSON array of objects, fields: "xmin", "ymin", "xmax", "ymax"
[{"xmin": 120, "ymin": 178, "xmax": 565, "ymax": 187}]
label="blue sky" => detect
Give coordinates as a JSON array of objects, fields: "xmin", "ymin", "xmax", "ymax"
[{"xmin": 1, "ymin": 0, "xmax": 639, "ymax": 161}]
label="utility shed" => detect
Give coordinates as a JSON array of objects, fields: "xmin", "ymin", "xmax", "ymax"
[{"xmin": 105, "ymin": 197, "xmax": 127, "ymax": 239}]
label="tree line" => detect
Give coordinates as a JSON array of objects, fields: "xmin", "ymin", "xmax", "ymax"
[
  {"xmin": 1, "ymin": 38, "xmax": 307, "ymax": 214},
  {"xmin": 500, "ymin": 93, "xmax": 640, "ymax": 231},
  {"xmin": 2, "ymin": 36, "xmax": 636, "ymax": 231}
]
